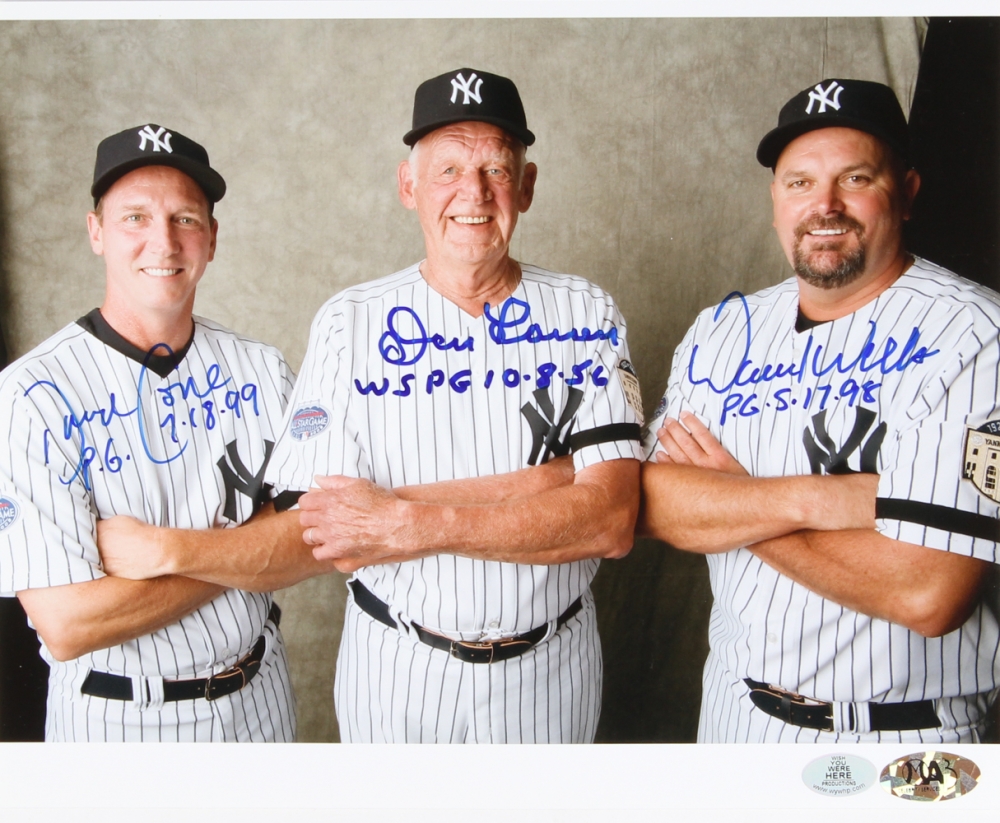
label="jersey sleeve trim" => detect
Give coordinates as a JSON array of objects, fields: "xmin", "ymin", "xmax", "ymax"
[
  {"xmin": 876, "ymin": 497, "xmax": 1000, "ymax": 542},
  {"xmin": 569, "ymin": 423, "xmax": 641, "ymax": 452},
  {"xmin": 273, "ymin": 490, "xmax": 305, "ymax": 512}
]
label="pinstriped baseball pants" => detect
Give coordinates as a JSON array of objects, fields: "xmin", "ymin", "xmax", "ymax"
[{"xmin": 335, "ymin": 589, "xmax": 602, "ymax": 743}]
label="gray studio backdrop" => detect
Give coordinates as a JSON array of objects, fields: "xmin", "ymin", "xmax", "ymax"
[{"xmin": 0, "ymin": 17, "xmax": 922, "ymax": 741}]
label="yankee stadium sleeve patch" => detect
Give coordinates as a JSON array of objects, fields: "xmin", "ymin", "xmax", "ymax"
[
  {"xmin": 617, "ymin": 359, "xmax": 644, "ymax": 426},
  {"xmin": 962, "ymin": 423, "xmax": 1000, "ymax": 502}
]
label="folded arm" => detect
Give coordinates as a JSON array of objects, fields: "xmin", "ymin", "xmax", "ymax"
[
  {"xmin": 99, "ymin": 457, "xmax": 578, "ymax": 589},
  {"xmin": 638, "ymin": 412, "xmax": 876, "ymax": 549},
  {"xmin": 751, "ymin": 529, "xmax": 990, "ymax": 637},
  {"xmin": 17, "ymin": 576, "xmax": 224, "ymax": 662},
  {"xmin": 299, "ymin": 457, "xmax": 639, "ymax": 573},
  {"xmin": 640, "ymin": 412, "xmax": 990, "ymax": 636}
]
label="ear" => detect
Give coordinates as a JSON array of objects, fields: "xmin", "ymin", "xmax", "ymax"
[
  {"xmin": 208, "ymin": 217, "xmax": 218, "ymax": 263},
  {"xmin": 900, "ymin": 169, "xmax": 921, "ymax": 221},
  {"xmin": 397, "ymin": 160, "xmax": 417, "ymax": 210},
  {"xmin": 518, "ymin": 162, "xmax": 537, "ymax": 213},
  {"xmin": 86, "ymin": 211, "xmax": 104, "ymax": 256},
  {"xmin": 769, "ymin": 177, "xmax": 778, "ymax": 228}
]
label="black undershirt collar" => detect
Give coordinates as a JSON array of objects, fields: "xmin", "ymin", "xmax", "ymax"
[
  {"xmin": 795, "ymin": 308, "xmax": 829, "ymax": 333},
  {"xmin": 76, "ymin": 308, "xmax": 194, "ymax": 378}
]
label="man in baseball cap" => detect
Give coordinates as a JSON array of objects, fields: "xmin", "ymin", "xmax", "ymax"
[
  {"xmin": 641, "ymin": 78, "xmax": 1000, "ymax": 743},
  {"xmin": 0, "ymin": 124, "xmax": 300, "ymax": 740},
  {"xmin": 98, "ymin": 70, "xmax": 643, "ymax": 743}
]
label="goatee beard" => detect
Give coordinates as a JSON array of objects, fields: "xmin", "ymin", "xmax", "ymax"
[{"xmin": 792, "ymin": 217, "xmax": 867, "ymax": 290}]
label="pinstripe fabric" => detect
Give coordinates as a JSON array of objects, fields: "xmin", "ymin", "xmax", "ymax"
[
  {"xmin": 0, "ymin": 314, "xmax": 296, "ymax": 741},
  {"xmin": 646, "ymin": 259, "xmax": 1000, "ymax": 743},
  {"xmin": 335, "ymin": 588, "xmax": 602, "ymax": 743},
  {"xmin": 266, "ymin": 262, "xmax": 641, "ymax": 741}
]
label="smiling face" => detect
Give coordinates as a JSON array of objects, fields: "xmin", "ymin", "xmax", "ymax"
[
  {"xmin": 771, "ymin": 127, "xmax": 919, "ymax": 294},
  {"xmin": 398, "ymin": 121, "xmax": 536, "ymax": 275},
  {"xmin": 88, "ymin": 165, "xmax": 217, "ymax": 345}
]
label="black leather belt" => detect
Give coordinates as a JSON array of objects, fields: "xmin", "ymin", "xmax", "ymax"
[
  {"xmin": 349, "ymin": 578, "xmax": 582, "ymax": 664},
  {"xmin": 81, "ymin": 603, "xmax": 280, "ymax": 703},
  {"xmin": 745, "ymin": 678, "xmax": 942, "ymax": 732}
]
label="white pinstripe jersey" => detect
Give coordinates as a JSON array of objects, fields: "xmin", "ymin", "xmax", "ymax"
[
  {"xmin": 0, "ymin": 311, "xmax": 294, "ymax": 684},
  {"xmin": 266, "ymin": 262, "xmax": 643, "ymax": 637},
  {"xmin": 645, "ymin": 258, "xmax": 1000, "ymax": 709}
]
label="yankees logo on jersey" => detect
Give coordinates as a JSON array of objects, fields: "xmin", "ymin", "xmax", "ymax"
[
  {"xmin": 266, "ymin": 262, "xmax": 642, "ymax": 742},
  {"xmin": 0, "ymin": 312, "xmax": 296, "ymax": 741},
  {"xmin": 646, "ymin": 258, "xmax": 1000, "ymax": 743}
]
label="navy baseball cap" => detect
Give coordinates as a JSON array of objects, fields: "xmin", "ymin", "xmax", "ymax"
[
  {"xmin": 91, "ymin": 124, "xmax": 227, "ymax": 205},
  {"xmin": 403, "ymin": 68, "xmax": 535, "ymax": 147},
  {"xmin": 756, "ymin": 79, "xmax": 909, "ymax": 168}
]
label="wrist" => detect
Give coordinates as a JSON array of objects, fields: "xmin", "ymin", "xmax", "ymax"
[{"xmin": 153, "ymin": 526, "xmax": 182, "ymax": 576}]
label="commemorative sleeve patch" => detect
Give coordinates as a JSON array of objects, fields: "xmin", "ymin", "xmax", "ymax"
[
  {"xmin": 652, "ymin": 393, "xmax": 668, "ymax": 422},
  {"xmin": 0, "ymin": 496, "xmax": 20, "ymax": 531},
  {"xmin": 962, "ymin": 423, "xmax": 1000, "ymax": 501},
  {"xmin": 617, "ymin": 359, "xmax": 644, "ymax": 426},
  {"xmin": 289, "ymin": 404, "xmax": 331, "ymax": 442}
]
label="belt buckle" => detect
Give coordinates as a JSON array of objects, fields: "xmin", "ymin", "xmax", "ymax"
[
  {"xmin": 204, "ymin": 664, "xmax": 247, "ymax": 701},
  {"xmin": 748, "ymin": 681, "xmax": 834, "ymax": 731},
  {"xmin": 450, "ymin": 639, "xmax": 495, "ymax": 664}
]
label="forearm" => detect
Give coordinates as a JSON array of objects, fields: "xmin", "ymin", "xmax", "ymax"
[
  {"xmin": 394, "ymin": 455, "xmax": 574, "ymax": 505},
  {"xmin": 99, "ymin": 505, "xmax": 337, "ymax": 591},
  {"xmin": 303, "ymin": 458, "xmax": 640, "ymax": 572},
  {"xmin": 18, "ymin": 576, "xmax": 224, "ymax": 662},
  {"xmin": 638, "ymin": 463, "xmax": 877, "ymax": 552},
  {"xmin": 149, "ymin": 508, "xmax": 335, "ymax": 591},
  {"xmin": 750, "ymin": 529, "xmax": 989, "ymax": 637},
  {"xmin": 406, "ymin": 460, "xmax": 638, "ymax": 564}
]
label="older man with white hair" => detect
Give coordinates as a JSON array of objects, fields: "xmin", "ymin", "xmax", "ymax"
[{"xmin": 101, "ymin": 69, "xmax": 643, "ymax": 743}]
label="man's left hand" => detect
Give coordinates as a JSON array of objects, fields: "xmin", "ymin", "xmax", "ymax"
[
  {"xmin": 299, "ymin": 476, "xmax": 414, "ymax": 573},
  {"xmin": 656, "ymin": 411, "xmax": 748, "ymax": 476}
]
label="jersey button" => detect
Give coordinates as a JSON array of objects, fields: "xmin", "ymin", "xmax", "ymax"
[
  {"xmin": 766, "ymin": 633, "xmax": 778, "ymax": 643},
  {"xmin": 489, "ymin": 620, "xmax": 500, "ymax": 629}
]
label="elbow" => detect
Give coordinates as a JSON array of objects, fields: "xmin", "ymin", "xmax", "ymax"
[
  {"xmin": 34, "ymin": 625, "xmax": 89, "ymax": 662},
  {"xmin": 22, "ymin": 603, "xmax": 94, "ymax": 661},
  {"xmin": 896, "ymin": 592, "xmax": 977, "ymax": 639},
  {"xmin": 601, "ymin": 530, "xmax": 635, "ymax": 560},
  {"xmin": 598, "ymin": 498, "xmax": 640, "ymax": 560}
]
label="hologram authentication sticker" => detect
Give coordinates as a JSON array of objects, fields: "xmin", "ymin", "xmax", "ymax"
[{"xmin": 879, "ymin": 750, "xmax": 980, "ymax": 801}]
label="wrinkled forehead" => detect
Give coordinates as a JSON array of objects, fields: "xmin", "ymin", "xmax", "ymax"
[{"xmin": 417, "ymin": 121, "xmax": 523, "ymax": 159}]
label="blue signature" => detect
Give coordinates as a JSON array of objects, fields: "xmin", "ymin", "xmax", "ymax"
[
  {"xmin": 688, "ymin": 291, "xmax": 940, "ymax": 394},
  {"xmin": 25, "ymin": 343, "xmax": 260, "ymax": 490},
  {"xmin": 378, "ymin": 307, "xmax": 475, "ymax": 366},
  {"xmin": 355, "ymin": 360, "xmax": 608, "ymax": 397},
  {"xmin": 686, "ymin": 292, "xmax": 940, "ymax": 426},
  {"xmin": 485, "ymin": 297, "xmax": 619, "ymax": 347},
  {"xmin": 376, "ymin": 297, "xmax": 620, "ymax": 366}
]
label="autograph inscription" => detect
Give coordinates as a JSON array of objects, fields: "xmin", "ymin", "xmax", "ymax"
[
  {"xmin": 687, "ymin": 292, "xmax": 940, "ymax": 424},
  {"xmin": 26, "ymin": 344, "xmax": 260, "ymax": 490},
  {"xmin": 365, "ymin": 296, "xmax": 619, "ymax": 397}
]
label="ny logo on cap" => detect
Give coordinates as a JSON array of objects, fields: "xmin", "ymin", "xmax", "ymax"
[
  {"xmin": 137, "ymin": 125, "xmax": 173, "ymax": 153},
  {"xmin": 450, "ymin": 72, "xmax": 484, "ymax": 105},
  {"xmin": 805, "ymin": 81, "xmax": 844, "ymax": 115}
]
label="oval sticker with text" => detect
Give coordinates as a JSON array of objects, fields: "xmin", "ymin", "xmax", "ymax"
[
  {"xmin": 880, "ymin": 751, "xmax": 980, "ymax": 801},
  {"xmin": 802, "ymin": 752, "xmax": 876, "ymax": 797}
]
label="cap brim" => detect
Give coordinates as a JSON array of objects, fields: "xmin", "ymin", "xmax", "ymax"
[
  {"xmin": 756, "ymin": 116, "xmax": 907, "ymax": 168},
  {"xmin": 91, "ymin": 155, "xmax": 227, "ymax": 204},
  {"xmin": 403, "ymin": 115, "xmax": 536, "ymax": 147}
]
